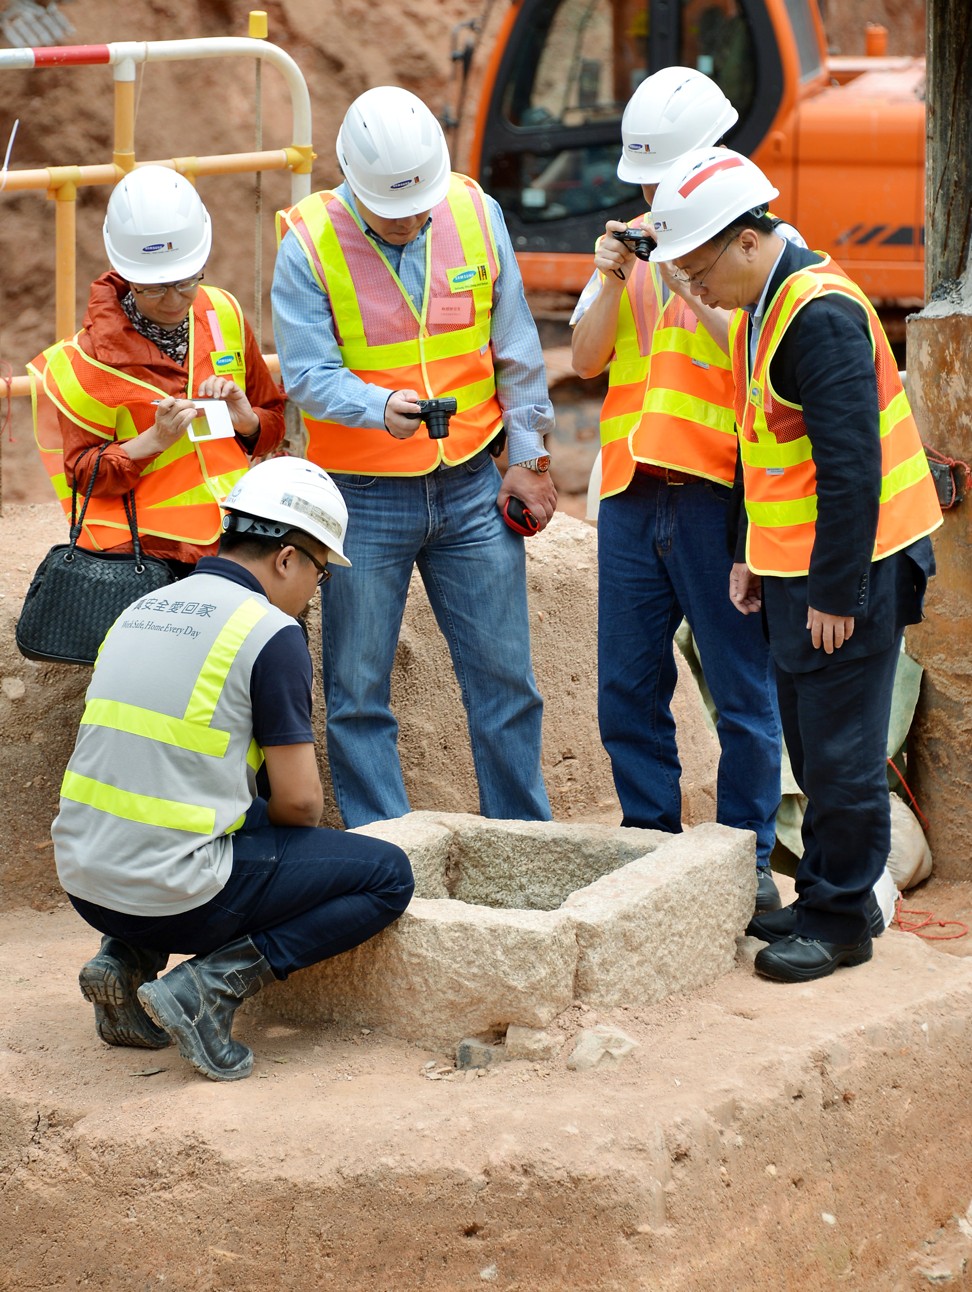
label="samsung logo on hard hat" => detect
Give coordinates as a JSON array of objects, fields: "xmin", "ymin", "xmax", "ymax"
[
  {"xmin": 389, "ymin": 177, "xmax": 419, "ymax": 190},
  {"xmin": 141, "ymin": 242, "xmax": 172, "ymax": 254}
]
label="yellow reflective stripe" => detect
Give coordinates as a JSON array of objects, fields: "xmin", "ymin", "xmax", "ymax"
[
  {"xmin": 183, "ymin": 599, "xmax": 269, "ymax": 728},
  {"xmin": 642, "ymin": 388, "xmax": 735, "ymax": 434},
  {"xmin": 746, "ymin": 495, "xmax": 818, "ymax": 526},
  {"xmin": 45, "ymin": 343, "xmax": 155, "ymax": 438},
  {"xmin": 882, "ymin": 447, "xmax": 935, "ymax": 502},
  {"xmin": 187, "ymin": 288, "xmax": 245, "ymax": 394},
  {"xmin": 319, "ymin": 211, "xmax": 367, "ymax": 335},
  {"xmin": 225, "ymin": 811, "xmax": 248, "ymax": 835},
  {"xmin": 60, "ymin": 770, "xmax": 217, "ymax": 835},
  {"xmin": 341, "ymin": 317, "xmax": 494, "ymax": 370},
  {"xmin": 652, "ymin": 325, "xmax": 732, "ymax": 372},
  {"xmin": 80, "ymin": 698, "xmax": 231, "ymax": 757},
  {"xmin": 450, "ymin": 373, "xmax": 497, "ymax": 415},
  {"xmin": 880, "ymin": 389, "xmax": 911, "ymax": 436},
  {"xmin": 246, "ymin": 739, "xmax": 264, "ymax": 771},
  {"xmin": 600, "ymin": 409, "xmax": 642, "ymax": 445},
  {"xmin": 741, "ymin": 434, "xmax": 813, "ymax": 468}
]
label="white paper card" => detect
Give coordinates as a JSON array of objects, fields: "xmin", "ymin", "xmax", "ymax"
[{"xmin": 187, "ymin": 399, "xmax": 235, "ymax": 442}]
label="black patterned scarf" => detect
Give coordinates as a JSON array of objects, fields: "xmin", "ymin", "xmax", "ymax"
[{"xmin": 120, "ymin": 290, "xmax": 190, "ymax": 366}]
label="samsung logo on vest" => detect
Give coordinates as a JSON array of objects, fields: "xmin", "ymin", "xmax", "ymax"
[
  {"xmin": 215, "ymin": 355, "xmax": 234, "ymax": 367},
  {"xmin": 452, "ymin": 269, "xmax": 476, "ymax": 284}
]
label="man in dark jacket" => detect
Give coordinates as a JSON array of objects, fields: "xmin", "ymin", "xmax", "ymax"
[{"xmin": 647, "ymin": 148, "xmax": 942, "ymax": 983}]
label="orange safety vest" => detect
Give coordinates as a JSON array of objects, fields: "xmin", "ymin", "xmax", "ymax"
[
  {"xmin": 29, "ymin": 286, "xmax": 250, "ymax": 551},
  {"xmin": 595, "ymin": 214, "xmax": 664, "ymax": 499},
  {"xmin": 629, "ymin": 290, "xmax": 736, "ymax": 483},
  {"xmin": 729, "ymin": 258, "xmax": 942, "ymax": 576},
  {"xmin": 277, "ymin": 174, "xmax": 503, "ymax": 475}
]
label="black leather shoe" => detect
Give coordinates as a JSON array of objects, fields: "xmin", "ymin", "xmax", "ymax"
[
  {"xmin": 747, "ymin": 892, "xmax": 886, "ymax": 943},
  {"xmin": 754, "ymin": 869, "xmax": 782, "ymax": 914},
  {"xmin": 754, "ymin": 933, "xmax": 873, "ymax": 982}
]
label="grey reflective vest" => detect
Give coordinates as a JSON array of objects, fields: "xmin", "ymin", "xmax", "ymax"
[{"xmin": 53, "ymin": 570, "xmax": 297, "ymax": 916}]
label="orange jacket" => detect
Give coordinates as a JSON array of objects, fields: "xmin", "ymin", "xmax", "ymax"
[
  {"xmin": 278, "ymin": 174, "xmax": 504, "ymax": 475},
  {"xmin": 730, "ymin": 258, "xmax": 942, "ymax": 575},
  {"xmin": 31, "ymin": 273, "xmax": 285, "ymax": 563}
]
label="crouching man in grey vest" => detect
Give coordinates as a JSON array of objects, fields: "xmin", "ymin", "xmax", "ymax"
[{"xmin": 52, "ymin": 457, "xmax": 414, "ymax": 1081}]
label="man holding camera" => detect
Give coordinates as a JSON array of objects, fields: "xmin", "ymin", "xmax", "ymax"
[
  {"xmin": 272, "ymin": 86, "xmax": 556, "ymax": 828},
  {"xmin": 571, "ymin": 69, "xmax": 798, "ymax": 915}
]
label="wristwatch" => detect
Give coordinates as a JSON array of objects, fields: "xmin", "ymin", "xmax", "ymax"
[{"xmin": 517, "ymin": 455, "xmax": 551, "ymax": 474}]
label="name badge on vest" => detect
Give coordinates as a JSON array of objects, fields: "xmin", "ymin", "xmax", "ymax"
[
  {"xmin": 210, "ymin": 350, "xmax": 245, "ymax": 377},
  {"xmin": 447, "ymin": 264, "xmax": 490, "ymax": 293},
  {"xmin": 428, "ymin": 297, "xmax": 474, "ymax": 326}
]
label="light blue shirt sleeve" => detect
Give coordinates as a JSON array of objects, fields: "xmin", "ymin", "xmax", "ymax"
[{"xmin": 270, "ymin": 182, "xmax": 553, "ymax": 464}]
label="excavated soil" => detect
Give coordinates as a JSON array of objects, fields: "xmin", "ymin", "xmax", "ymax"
[{"xmin": 3, "ymin": 4, "xmax": 963, "ymax": 1290}]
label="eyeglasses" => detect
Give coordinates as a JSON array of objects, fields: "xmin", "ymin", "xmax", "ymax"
[
  {"xmin": 129, "ymin": 273, "xmax": 205, "ymax": 300},
  {"xmin": 669, "ymin": 235, "xmax": 738, "ymax": 289},
  {"xmin": 287, "ymin": 542, "xmax": 331, "ymax": 587}
]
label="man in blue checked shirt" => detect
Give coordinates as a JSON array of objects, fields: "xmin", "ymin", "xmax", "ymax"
[{"xmin": 272, "ymin": 85, "xmax": 556, "ymax": 829}]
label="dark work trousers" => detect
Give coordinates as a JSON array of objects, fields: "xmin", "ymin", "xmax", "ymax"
[
  {"xmin": 70, "ymin": 799, "xmax": 414, "ymax": 980},
  {"xmin": 775, "ymin": 635, "xmax": 902, "ymax": 944}
]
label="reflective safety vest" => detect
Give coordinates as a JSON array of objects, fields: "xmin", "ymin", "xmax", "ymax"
[
  {"xmin": 277, "ymin": 174, "xmax": 503, "ymax": 475},
  {"xmin": 52, "ymin": 571, "xmax": 294, "ymax": 916},
  {"xmin": 729, "ymin": 258, "xmax": 942, "ymax": 576},
  {"xmin": 28, "ymin": 286, "xmax": 250, "ymax": 551},
  {"xmin": 596, "ymin": 215, "xmax": 664, "ymax": 499},
  {"xmin": 630, "ymin": 290, "xmax": 736, "ymax": 484}
]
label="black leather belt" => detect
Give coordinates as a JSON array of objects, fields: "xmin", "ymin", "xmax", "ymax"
[{"xmin": 636, "ymin": 462, "xmax": 695, "ymax": 486}]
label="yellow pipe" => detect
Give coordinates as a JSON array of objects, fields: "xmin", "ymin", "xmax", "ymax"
[
  {"xmin": 1, "ymin": 149, "xmax": 303, "ymax": 194},
  {"xmin": 54, "ymin": 198, "xmax": 77, "ymax": 341},
  {"xmin": 112, "ymin": 78, "xmax": 136, "ymax": 174},
  {"xmin": 48, "ymin": 169, "xmax": 82, "ymax": 340}
]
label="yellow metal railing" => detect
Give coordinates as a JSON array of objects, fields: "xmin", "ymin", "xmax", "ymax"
[{"xmin": 0, "ymin": 11, "xmax": 313, "ymax": 397}]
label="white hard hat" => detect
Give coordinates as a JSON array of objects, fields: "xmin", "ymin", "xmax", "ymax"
[
  {"xmin": 103, "ymin": 165, "xmax": 212, "ymax": 284},
  {"xmin": 648, "ymin": 148, "xmax": 779, "ymax": 261},
  {"xmin": 221, "ymin": 457, "xmax": 352, "ymax": 567},
  {"xmin": 336, "ymin": 85, "xmax": 451, "ymax": 218},
  {"xmin": 618, "ymin": 67, "xmax": 738, "ymax": 184}
]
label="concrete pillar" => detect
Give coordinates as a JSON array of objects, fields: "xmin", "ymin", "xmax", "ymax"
[{"xmin": 904, "ymin": 0, "xmax": 972, "ymax": 878}]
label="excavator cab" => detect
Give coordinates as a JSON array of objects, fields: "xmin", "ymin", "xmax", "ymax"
[
  {"xmin": 468, "ymin": 0, "xmax": 791, "ymax": 290},
  {"xmin": 462, "ymin": 0, "xmax": 924, "ymax": 308}
]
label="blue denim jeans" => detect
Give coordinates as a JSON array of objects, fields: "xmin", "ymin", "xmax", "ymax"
[
  {"xmin": 321, "ymin": 451, "xmax": 551, "ymax": 828},
  {"xmin": 69, "ymin": 800, "xmax": 414, "ymax": 979},
  {"xmin": 597, "ymin": 473, "xmax": 781, "ymax": 864}
]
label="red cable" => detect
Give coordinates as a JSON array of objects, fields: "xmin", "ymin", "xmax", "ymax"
[
  {"xmin": 886, "ymin": 757, "xmax": 930, "ymax": 832},
  {"xmin": 892, "ymin": 899, "xmax": 968, "ymax": 940}
]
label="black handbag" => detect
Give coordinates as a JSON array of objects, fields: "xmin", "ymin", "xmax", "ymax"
[{"xmin": 15, "ymin": 444, "xmax": 176, "ymax": 666}]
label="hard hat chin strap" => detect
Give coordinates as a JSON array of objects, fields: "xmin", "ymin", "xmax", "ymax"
[{"xmin": 222, "ymin": 512, "xmax": 291, "ymax": 539}]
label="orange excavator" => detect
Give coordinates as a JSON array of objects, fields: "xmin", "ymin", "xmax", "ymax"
[{"xmin": 448, "ymin": 0, "xmax": 925, "ymax": 314}]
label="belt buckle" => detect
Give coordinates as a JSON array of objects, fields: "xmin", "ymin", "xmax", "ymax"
[{"xmin": 665, "ymin": 469, "xmax": 684, "ymax": 486}]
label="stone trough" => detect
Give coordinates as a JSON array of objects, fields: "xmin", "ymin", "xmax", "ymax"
[{"xmin": 256, "ymin": 813, "xmax": 756, "ymax": 1049}]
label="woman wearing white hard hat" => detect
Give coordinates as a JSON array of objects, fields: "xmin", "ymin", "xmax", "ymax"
[
  {"xmin": 651, "ymin": 147, "xmax": 942, "ymax": 984},
  {"xmin": 30, "ymin": 165, "xmax": 285, "ymax": 574}
]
